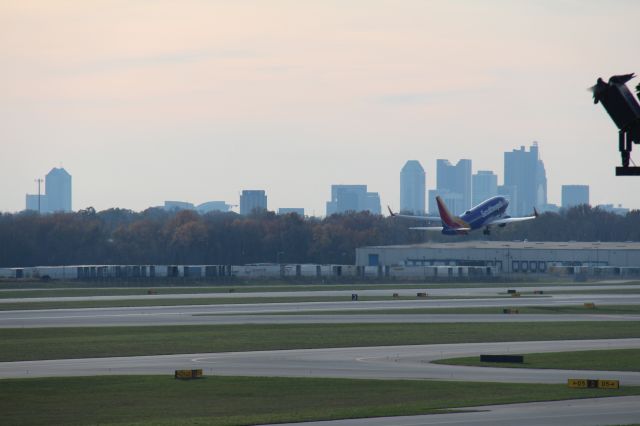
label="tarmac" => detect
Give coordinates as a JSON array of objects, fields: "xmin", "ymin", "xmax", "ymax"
[
  {"xmin": 1, "ymin": 294, "xmax": 640, "ymax": 327},
  {"xmin": 262, "ymin": 396, "xmax": 640, "ymax": 426},
  {"xmin": 2, "ymin": 283, "xmax": 640, "ymax": 425}
]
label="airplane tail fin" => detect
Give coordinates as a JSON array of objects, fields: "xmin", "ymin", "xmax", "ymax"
[{"xmin": 435, "ymin": 196, "xmax": 460, "ymax": 228}]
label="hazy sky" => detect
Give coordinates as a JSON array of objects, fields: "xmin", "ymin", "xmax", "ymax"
[{"xmin": 2, "ymin": 0, "xmax": 640, "ymax": 214}]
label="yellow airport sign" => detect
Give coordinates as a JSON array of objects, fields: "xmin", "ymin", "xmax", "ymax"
[
  {"xmin": 568, "ymin": 379, "xmax": 588, "ymax": 388},
  {"xmin": 568, "ymin": 378, "xmax": 619, "ymax": 389},
  {"xmin": 175, "ymin": 369, "xmax": 203, "ymax": 380},
  {"xmin": 598, "ymin": 379, "xmax": 619, "ymax": 389}
]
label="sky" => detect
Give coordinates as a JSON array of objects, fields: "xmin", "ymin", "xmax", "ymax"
[{"xmin": 2, "ymin": 0, "xmax": 640, "ymax": 215}]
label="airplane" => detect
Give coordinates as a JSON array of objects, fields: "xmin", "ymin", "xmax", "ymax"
[{"xmin": 388, "ymin": 195, "xmax": 538, "ymax": 235}]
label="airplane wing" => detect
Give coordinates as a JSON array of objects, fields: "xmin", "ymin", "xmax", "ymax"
[
  {"xmin": 388, "ymin": 206, "xmax": 441, "ymax": 222},
  {"xmin": 409, "ymin": 226, "xmax": 445, "ymax": 231},
  {"xmin": 486, "ymin": 208, "xmax": 539, "ymax": 226},
  {"xmin": 409, "ymin": 226, "xmax": 471, "ymax": 232}
]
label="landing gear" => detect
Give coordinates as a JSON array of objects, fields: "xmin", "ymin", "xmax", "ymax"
[{"xmin": 483, "ymin": 227, "xmax": 491, "ymax": 236}]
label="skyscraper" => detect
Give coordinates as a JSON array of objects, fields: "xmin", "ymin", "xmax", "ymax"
[
  {"xmin": 436, "ymin": 159, "xmax": 472, "ymax": 212},
  {"xmin": 326, "ymin": 185, "xmax": 380, "ymax": 215},
  {"xmin": 400, "ymin": 160, "xmax": 425, "ymax": 215},
  {"xmin": 365, "ymin": 192, "xmax": 381, "ymax": 215},
  {"xmin": 278, "ymin": 208, "xmax": 305, "ymax": 216},
  {"xmin": 44, "ymin": 167, "xmax": 72, "ymax": 212},
  {"xmin": 504, "ymin": 143, "xmax": 546, "ymax": 215},
  {"xmin": 472, "ymin": 170, "xmax": 498, "ymax": 207},
  {"xmin": 498, "ymin": 185, "xmax": 518, "ymax": 214},
  {"xmin": 562, "ymin": 185, "xmax": 589, "ymax": 208},
  {"xmin": 26, "ymin": 167, "xmax": 72, "ymax": 213},
  {"xmin": 239, "ymin": 190, "xmax": 267, "ymax": 215},
  {"xmin": 428, "ymin": 189, "xmax": 464, "ymax": 216}
]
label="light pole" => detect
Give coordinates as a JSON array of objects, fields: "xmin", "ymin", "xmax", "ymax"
[{"xmin": 35, "ymin": 178, "xmax": 43, "ymax": 214}]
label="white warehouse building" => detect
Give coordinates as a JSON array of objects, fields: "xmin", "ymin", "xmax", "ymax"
[{"xmin": 356, "ymin": 241, "xmax": 640, "ymax": 274}]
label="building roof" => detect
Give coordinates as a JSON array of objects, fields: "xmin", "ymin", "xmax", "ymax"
[{"xmin": 363, "ymin": 241, "xmax": 640, "ymax": 250}]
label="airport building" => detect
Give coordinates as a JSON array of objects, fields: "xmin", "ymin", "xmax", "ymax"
[{"xmin": 356, "ymin": 241, "xmax": 640, "ymax": 273}]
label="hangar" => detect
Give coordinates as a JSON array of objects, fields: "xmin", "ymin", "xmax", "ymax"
[{"xmin": 356, "ymin": 241, "xmax": 640, "ymax": 274}]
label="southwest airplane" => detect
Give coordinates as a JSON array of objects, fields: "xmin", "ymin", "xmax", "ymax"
[{"xmin": 389, "ymin": 195, "xmax": 538, "ymax": 235}]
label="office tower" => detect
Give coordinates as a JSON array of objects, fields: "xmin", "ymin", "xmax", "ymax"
[
  {"xmin": 365, "ymin": 192, "xmax": 381, "ymax": 215},
  {"xmin": 197, "ymin": 201, "xmax": 232, "ymax": 213},
  {"xmin": 239, "ymin": 190, "xmax": 267, "ymax": 215},
  {"xmin": 45, "ymin": 168, "xmax": 72, "ymax": 212},
  {"xmin": 25, "ymin": 194, "xmax": 48, "ymax": 213},
  {"xmin": 498, "ymin": 185, "xmax": 518, "ymax": 214},
  {"xmin": 536, "ymin": 158, "xmax": 548, "ymax": 209},
  {"xmin": 427, "ymin": 189, "xmax": 439, "ymax": 215},
  {"xmin": 504, "ymin": 142, "xmax": 547, "ymax": 215},
  {"xmin": 472, "ymin": 170, "xmax": 498, "ymax": 207},
  {"xmin": 278, "ymin": 208, "xmax": 305, "ymax": 216},
  {"xmin": 400, "ymin": 160, "xmax": 425, "ymax": 215},
  {"xmin": 26, "ymin": 167, "xmax": 72, "ymax": 213},
  {"xmin": 596, "ymin": 204, "xmax": 629, "ymax": 215},
  {"xmin": 436, "ymin": 159, "xmax": 472, "ymax": 211},
  {"xmin": 428, "ymin": 189, "xmax": 465, "ymax": 216},
  {"xmin": 562, "ymin": 185, "xmax": 590, "ymax": 208},
  {"xmin": 326, "ymin": 185, "xmax": 380, "ymax": 215},
  {"xmin": 164, "ymin": 201, "xmax": 195, "ymax": 211}
]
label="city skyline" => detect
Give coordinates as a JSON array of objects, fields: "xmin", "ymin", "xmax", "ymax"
[
  {"xmin": 18, "ymin": 148, "xmax": 618, "ymax": 216},
  {"xmin": 2, "ymin": 2, "xmax": 640, "ymax": 214}
]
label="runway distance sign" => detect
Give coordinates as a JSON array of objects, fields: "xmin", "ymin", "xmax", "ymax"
[
  {"xmin": 597, "ymin": 379, "xmax": 620, "ymax": 389},
  {"xmin": 568, "ymin": 379, "xmax": 619, "ymax": 389},
  {"xmin": 175, "ymin": 369, "xmax": 203, "ymax": 380}
]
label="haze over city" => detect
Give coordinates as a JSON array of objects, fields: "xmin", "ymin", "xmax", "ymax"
[{"xmin": 2, "ymin": 1, "xmax": 640, "ymax": 214}]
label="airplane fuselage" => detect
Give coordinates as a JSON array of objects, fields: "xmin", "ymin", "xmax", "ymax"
[{"xmin": 443, "ymin": 196, "xmax": 509, "ymax": 235}]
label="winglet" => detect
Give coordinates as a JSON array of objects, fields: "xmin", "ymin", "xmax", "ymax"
[
  {"xmin": 533, "ymin": 207, "xmax": 539, "ymax": 218},
  {"xmin": 387, "ymin": 206, "xmax": 396, "ymax": 217}
]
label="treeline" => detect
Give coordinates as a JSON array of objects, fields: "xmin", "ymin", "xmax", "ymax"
[{"xmin": 0, "ymin": 205, "xmax": 638, "ymax": 267}]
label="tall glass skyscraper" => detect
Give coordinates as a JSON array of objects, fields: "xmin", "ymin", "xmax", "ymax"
[
  {"xmin": 435, "ymin": 159, "xmax": 472, "ymax": 213},
  {"xmin": 45, "ymin": 167, "xmax": 72, "ymax": 212},
  {"xmin": 472, "ymin": 170, "xmax": 498, "ymax": 207},
  {"xmin": 562, "ymin": 185, "xmax": 589, "ymax": 208},
  {"xmin": 326, "ymin": 185, "xmax": 380, "ymax": 215},
  {"xmin": 239, "ymin": 190, "xmax": 267, "ymax": 215},
  {"xmin": 504, "ymin": 142, "xmax": 547, "ymax": 215},
  {"xmin": 400, "ymin": 160, "xmax": 425, "ymax": 215}
]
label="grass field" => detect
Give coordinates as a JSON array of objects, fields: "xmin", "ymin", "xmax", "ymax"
[
  {"xmin": 434, "ymin": 348, "xmax": 640, "ymax": 372},
  {"xmin": 268, "ymin": 304, "xmax": 640, "ymax": 316},
  {"xmin": 0, "ymin": 294, "xmax": 529, "ymax": 311},
  {"xmin": 2, "ymin": 321, "xmax": 640, "ymax": 361},
  {"xmin": 0, "ymin": 279, "xmax": 635, "ymax": 296},
  {"xmin": 1, "ymin": 375, "xmax": 638, "ymax": 426}
]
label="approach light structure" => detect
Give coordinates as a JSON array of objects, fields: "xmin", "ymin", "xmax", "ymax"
[{"xmin": 591, "ymin": 73, "xmax": 640, "ymax": 175}]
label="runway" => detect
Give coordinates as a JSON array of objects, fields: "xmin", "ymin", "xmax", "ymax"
[
  {"xmin": 2, "ymin": 283, "xmax": 639, "ymax": 303},
  {"xmin": 2, "ymin": 295, "xmax": 640, "ymax": 327},
  {"xmin": 2, "ymin": 312, "xmax": 639, "ymax": 328},
  {"xmin": 2, "ymin": 339, "xmax": 639, "ymax": 382},
  {"xmin": 263, "ymin": 396, "xmax": 640, "ymax": 426}
]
